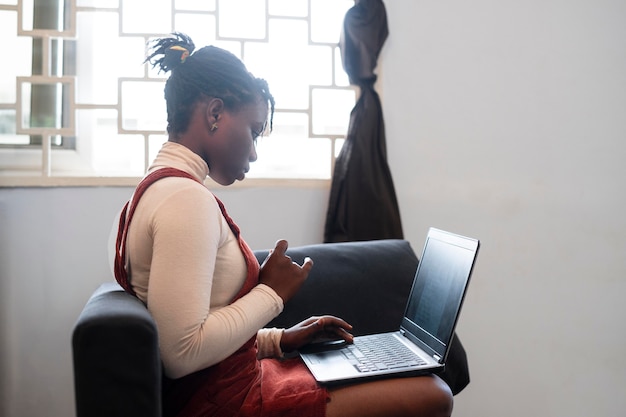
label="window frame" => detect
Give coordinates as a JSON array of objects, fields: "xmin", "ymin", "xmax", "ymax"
[{"xmin": 0, "ymin": 0, "xmax": 355, "ymax": 188}]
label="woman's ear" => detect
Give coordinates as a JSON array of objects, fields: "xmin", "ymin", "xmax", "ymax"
[{"xmin": 205, "ymin": 98, "xmax": 224, "ymax": 125}]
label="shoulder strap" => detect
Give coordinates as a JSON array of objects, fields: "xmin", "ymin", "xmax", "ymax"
[
  {"xmin": 114, "ymin": 167, "xmax": 260, "ymax": 301},
  {"xmin": 114, "ymin": 168, "xmax": 199, "ymax": 295}
]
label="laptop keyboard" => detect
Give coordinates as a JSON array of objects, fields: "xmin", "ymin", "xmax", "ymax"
[{"xmin": 343, "ymin": 334, "xmax": 428, "ymax": 373}]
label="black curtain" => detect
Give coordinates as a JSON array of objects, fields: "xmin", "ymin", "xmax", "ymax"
[{"xmin": 323, "ymin": 0, "xmax": 403, "ymax": 243}]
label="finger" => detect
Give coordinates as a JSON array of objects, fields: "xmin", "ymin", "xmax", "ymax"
[
  {"xmin": 318, "ymin": 316, "xmax": 353, "ymax": 331},
  {"xmin": 316, "ymin": 319, "xmax": 354, "ymax": 341},
  {"xmin": 301, "ymin": 256, "xmax": 314, "ymax": 272},
  {"xmin": 333, "ymin": 327, "xmax": 354, "ymax": 343},
  {"xmin": 314, "ymin": 318, "xmax": 352, "ymax": 337},
  {"xmin": 262, "ymin": 240, "xmax": 289, "ymax": 267},
  {"xmin": 306, "ymin": 318, "xmax": 330, "ymax": 336},
  {"xmin": 314, "ymin": 323, "xmax": 353, "ymax": 344},
  {"xmin": 272, "ymin": 239, "xmax": 289, "ymax": 257},
  {"xmin": 299, "ymin": 316, "xmax": 321, "ymax": 327}
]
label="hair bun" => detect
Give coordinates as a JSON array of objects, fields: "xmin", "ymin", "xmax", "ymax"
[{"xmin": 145, "ymin": 32, "xmax": 196, "ymax": 73}]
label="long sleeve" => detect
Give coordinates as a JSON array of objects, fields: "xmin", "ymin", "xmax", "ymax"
[
  {"xmin": 127, "ymin": 175, "xmax": 284, "ymax": 379},
  {"xmin": 256, "ymin": 328, "xmax": 285, "ymax": 359}
]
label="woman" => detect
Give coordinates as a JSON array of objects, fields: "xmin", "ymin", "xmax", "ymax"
[{"xmin": 114, "ymin": 33, "xmax": 453, "ymax": 417}]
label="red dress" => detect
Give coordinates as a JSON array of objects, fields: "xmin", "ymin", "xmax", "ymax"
[{"xmin": 115, "ymin": 168, "xmax": 328, "ymax": 417}]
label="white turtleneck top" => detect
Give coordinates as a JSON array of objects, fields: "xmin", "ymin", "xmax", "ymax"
[{"xmin": 119, "ymin": 141, "xmax": 284, "ymax": 379}]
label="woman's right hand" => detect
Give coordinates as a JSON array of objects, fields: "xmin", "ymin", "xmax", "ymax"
[
  {"xmin": 258, "ymin": 239, "xmax": 313, "ymax": 302},
  {"xmin": 280, "ymin": 316, "xmax": 354, "ymax": 352}
]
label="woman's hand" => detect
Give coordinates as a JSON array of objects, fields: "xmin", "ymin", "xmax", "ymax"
[
  {"xmin": 280, "ymin": 316, "xmax": 354, "ymax": 353},
  {"xmin": 259, "ymin": 240, "xmax": 313, "ymax": 303}
]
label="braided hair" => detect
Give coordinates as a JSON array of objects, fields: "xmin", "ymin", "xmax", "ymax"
[{"xmin": 145, "ymin": 32, "xmax": 275, "ymax": 136}]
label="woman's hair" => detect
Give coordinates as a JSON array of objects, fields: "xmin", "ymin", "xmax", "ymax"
[{"xmin": 145, "ymin": 32, "xmax": 275, "ymax": 135}]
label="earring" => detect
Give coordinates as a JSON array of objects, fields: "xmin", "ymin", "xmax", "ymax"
[{"xmin": 210, "ymin": 123, "xmax": 218, "ymax": 132}]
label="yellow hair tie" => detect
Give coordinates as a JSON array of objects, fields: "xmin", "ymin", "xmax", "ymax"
[{"xmin": 169, "ymin": 45, "xmax": 190, "ymax": 63}]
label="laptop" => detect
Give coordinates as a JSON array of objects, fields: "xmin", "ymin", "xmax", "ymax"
[{"xmin": 299, "ymin": 227, "xmax": 479, "ymax": 385}]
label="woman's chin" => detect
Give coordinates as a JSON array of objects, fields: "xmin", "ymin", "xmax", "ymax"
[{"xmin": 209, "ymin": 174, "xmax": 236, "ymax": 186}]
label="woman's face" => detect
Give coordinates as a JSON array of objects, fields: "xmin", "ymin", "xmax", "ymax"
[{"xmin": 206, "ymin": 100, "xmax": 268, "ymax": 186}]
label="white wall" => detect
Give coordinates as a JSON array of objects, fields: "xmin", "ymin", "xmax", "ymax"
[
  {"xmin": 1, "ymin": 1, "xmax": 625, "ymax": 416},
  {"xmin": 381, "ymin": 1, "xmax": 626, "ymax": 416}
]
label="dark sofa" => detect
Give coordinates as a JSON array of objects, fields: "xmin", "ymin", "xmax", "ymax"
[{"xmin": 72, "ymin": 239, "xmax": 469, "ymax": 417}]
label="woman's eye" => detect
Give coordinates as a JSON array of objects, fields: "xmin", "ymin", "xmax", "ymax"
[{"xmin": 252, "ymin": 122, "xmax": 267, "ymax": 141}]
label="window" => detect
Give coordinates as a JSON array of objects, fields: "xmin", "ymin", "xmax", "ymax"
[{"xmin": 0, "ymin": 0, "xmax": 355, "ymax": 186}]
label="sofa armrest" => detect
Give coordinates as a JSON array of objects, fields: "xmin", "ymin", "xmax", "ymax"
[{"xmin": 72, "ymin": 282, "xmax": 162, "ymax": 417}]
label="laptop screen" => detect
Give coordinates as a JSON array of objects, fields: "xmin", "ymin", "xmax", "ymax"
[{"xmin": 401, "ymin": 230, "xmax": 478, "ymax": 359}]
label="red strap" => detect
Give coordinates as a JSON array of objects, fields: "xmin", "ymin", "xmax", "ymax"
[
  {"xmin": 114, "ymin": 168, "xmax": 199, "ymax": 296},
  {"xmin": 211, "ymin": 195, "xmax": 261, "ymax": 301}
]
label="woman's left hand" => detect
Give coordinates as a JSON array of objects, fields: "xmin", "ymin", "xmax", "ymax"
[{"xmin": 280, "ymin": 316, "xmax": 354, "ymax": 353}]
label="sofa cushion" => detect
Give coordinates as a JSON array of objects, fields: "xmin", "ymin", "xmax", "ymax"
[{"xmin": 259, "ymin": 239, "xmax": 418, "ymax": 336}]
